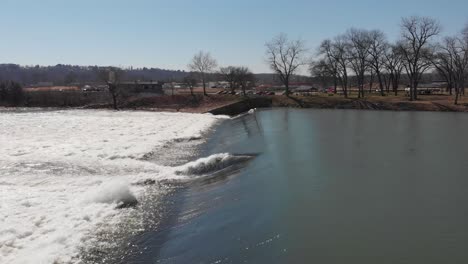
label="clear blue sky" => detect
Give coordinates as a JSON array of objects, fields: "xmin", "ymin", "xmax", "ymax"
[{"xmin": 1, "ymin": 0, "xmax": 467, "ymax": 73}]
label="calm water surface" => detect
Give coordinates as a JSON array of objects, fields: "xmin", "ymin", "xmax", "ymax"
[{"xmin": 129, "ymin": 108, "xmax": 468, "ymax": 263}]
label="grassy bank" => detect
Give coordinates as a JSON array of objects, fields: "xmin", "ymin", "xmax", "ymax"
[
  {"xmin": 7, "ymin": 91, "xmax": 467, "ymax": 113},
  {"xmin": 117, "ymin": 93, "xmax": 468, "ymax": 113},
  {"xmin": 271, "ymin": 94, "xmax": 468, "ymax": 112}
]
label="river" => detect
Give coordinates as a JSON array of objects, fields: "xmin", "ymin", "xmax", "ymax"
[{"xmin": 124, "ymin": 108, "xmax": 468, "ymax": 263}]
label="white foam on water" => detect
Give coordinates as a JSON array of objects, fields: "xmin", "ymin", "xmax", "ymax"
[
  {"xmin": 84, "ymin": 179, "xmax": 137, "ymax": 205},
  {"xmin": 0, "ymin": 109, "xmax": 227, "ymax": 264},
  {"xmin": 175, "ymin": 153, "xmax": 254, "ymax": 176}
]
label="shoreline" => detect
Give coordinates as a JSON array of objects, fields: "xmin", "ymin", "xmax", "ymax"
[
  {"xmin": 3, "ymin": 94, "xmax": 467, "ymax": 115},
  {"xmin": 270, "ymin": 95, "xmax": 468, "ymax": 113}
]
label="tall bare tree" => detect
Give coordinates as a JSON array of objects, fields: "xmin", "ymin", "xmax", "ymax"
[
  {"xmin": 368, "ymin": 30, "xmax": 389, "ymax": 96},
  {"xmin": 188, "ymin": 51, "xmax": 217, "ymax": 96},
  {"xmin": 265, "ymin": 33, "xmax": 306, "ymax": 96},
  {"xmin": 317, "ymin": 39, "xmax": 339, "ymax": 94},
  {"xmin": 433, "ymin": 36, "xmax": 468, "ymax": 104},
  {"xmin": 315, "ymin": 37, "xmax": 350, "ymax": 97},
  {"xmin": 333, "ymin": 35, "xmax": 351, "ymax": 97},
  {"xmin": 345, "ymin": 28, "xmax": 372, "ymax": 98},
  {"xmin": 398, "ymin": 16, "xmax": 441, "ymax": 100},
  {"xmin": 383, "ymin": 45, "xmax": 405, "ymax": 95},
  {"xmin": 432, "ymin": 39, "xmax": 455, "ymax": 95},
  {"xmin": 448, "ymin": 37, "xmax": 468, "ymax": 104},
  {"xmin": 461, "ymin": 23, "xmax": 468, "ymax": 96}
]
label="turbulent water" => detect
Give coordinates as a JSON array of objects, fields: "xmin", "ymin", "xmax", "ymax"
[{"xmin": 0, "ymin": 109, "xmax": 234, "ymax": 264}]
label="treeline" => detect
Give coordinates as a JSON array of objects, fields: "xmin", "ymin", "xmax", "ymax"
[
  {"xmin": 311, "ymin": 16, "xmax": 468, "ymax": 104},
  {"xmin": 0, "ymin": 64, "xmax": 288, "ymax": 87},
  {"xmin": 264, "ymin": 16, "xmax": 468, "ymax": 104},
  {"xmin": 0, "ymin": 64, "xmax": 190, "ymax": 86}
]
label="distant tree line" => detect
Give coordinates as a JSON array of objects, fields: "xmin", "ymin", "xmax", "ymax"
[
  {"xmin": 0, "ymin": 64, "xmax": 191, "ymax": 86},
  {"xmin": 0, "ymin": 63, "xmax": 286, "ymax": 89}
]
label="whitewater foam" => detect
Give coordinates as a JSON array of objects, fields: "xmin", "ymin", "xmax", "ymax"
[
  {"xmin": 175, "ymin": 153, "xmax": 255, "ymax": 176},
  {"xmin": 0, "ymin": 109, "xmax": 226, "ymax": 264},
  {"xmin": 84, "ymin": 179, "xmax": 138, "ymax": 207}
]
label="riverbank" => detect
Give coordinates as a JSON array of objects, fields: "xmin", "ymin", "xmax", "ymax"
[
  {"xmin": 272, "ymin": 94, "xmax": 468, "ymax": 112},
  {"xmin": 115, "ymin": 94, "xmax": 468, "ymax": 114},
  {"xmin": 3, "ymin": 93, "xmax": 467, "ymax": 116}
]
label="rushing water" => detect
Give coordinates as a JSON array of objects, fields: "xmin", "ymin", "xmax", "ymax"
[{"xmin": 125, "ymin": 108, "xmax": 468, "ymax": 264}]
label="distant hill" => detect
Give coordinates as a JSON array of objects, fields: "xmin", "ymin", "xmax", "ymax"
[
  {"xmin": 0, "ymin": 63, "xmax": 443, "ymax": 89},
  {"xmin": 0, "ymin": 64, "xmax": 190, "ymax": 86},
  {"xmin": 0, "ymin": 64, "xmax": 312, "ymax": 86}
]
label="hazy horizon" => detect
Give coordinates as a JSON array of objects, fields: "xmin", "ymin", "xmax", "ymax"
[{"xmin": 2, "ymin": 0, "xmax": 468, "ymax": 74}]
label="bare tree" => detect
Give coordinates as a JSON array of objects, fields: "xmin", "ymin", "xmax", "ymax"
[
  {"xmin": 432, "ymin": 39, "xmax": 455, "ymax": 95},
  {"xmin": 219, "ymin": 66, "xmax": 237, "ymax": 93},
  {"xmin": 315, "ymin": 37, "xmax": 351, "ymax": 97},
  {"xmin": 234, "ymin": 66, "xmax": 255, "ymax": 96},
  {"xmin": 368, "ymin": 30, "xmax": 389, "ymax": 96},
  {"xmin": 333, "ymin": 36, "xmax": 351, "ymax": 97},
  {"xmin": 449, "ymin": 37, "xmax": 468, "ymax": 104},
  {"xmin": 219, "ymin": 66, "xmax": 255, "ymax": 96},
  {"xmin": 398, "ymin": 16, "xmax": 441, "ymax": 100},
  {"xmin": 461, "ymin": 23, "xmax": 468, "ymax": 96},
  {"xmin": 383, "ymin": 45, "xmax": 405, "ymax": 95},
  {"xmin": 97, "ymin": 67, "xmax": 124, "ymax": 110},
  {"xmin": 188, "ymin": 51, "xmax": 217, "ymax": 96},
  {"xmin": 317, "ymin": 39, "xmax": 339, "ymax": 94},
  {"xmin": 434, "ymin": 36, "xmax": 468, "ymax": 104},
  {"xmin": 309, "ymin": 59, "xmax": 334, "ymax": 90},
  {"xmin": 265, "ymin": 33, "xmax": 306, "ymax": 96},
  {"xmin": 345, "ymin": 28, "xmax": 372, "ymax": 98},
  {"xmin": 183, "ymin": 74, "xmax": 198, "ymax": 97}
]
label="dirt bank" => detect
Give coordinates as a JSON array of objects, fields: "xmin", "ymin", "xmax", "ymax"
[
  {"xmin": 59, "ymin": 94, "xmax": 468, "ymax": 114},
  {"xmin": 271, "ymin": 94, "xmax": 468, "ymax": 112}
]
